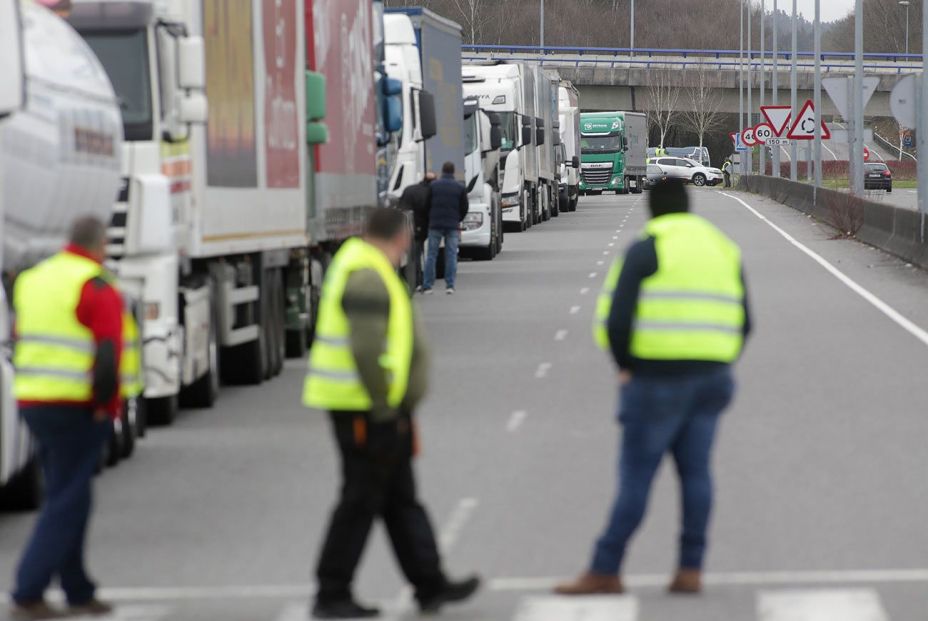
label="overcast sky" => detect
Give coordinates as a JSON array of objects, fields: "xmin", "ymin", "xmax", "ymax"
[{"xmin": 793, "ymin": 0, "xmax": 855, "ymax": 23}]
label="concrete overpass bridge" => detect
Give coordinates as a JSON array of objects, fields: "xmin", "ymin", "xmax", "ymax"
[{"xmin": 462, "ymin": 46, "xmax": 924, "ymax": 117}]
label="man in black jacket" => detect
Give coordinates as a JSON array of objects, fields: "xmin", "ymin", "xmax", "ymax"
[
  {"xmin": 422, "ymin": 162, "xmax": 468, "ymax": 295},
  {"xmin": 399, "ymin": 172, "xmax": 435, "ymax": 291}
]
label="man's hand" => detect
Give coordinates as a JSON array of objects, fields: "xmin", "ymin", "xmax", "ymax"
[{"xmin": 619, "ymin": 370, "xmax": 633, "ymax": 385}]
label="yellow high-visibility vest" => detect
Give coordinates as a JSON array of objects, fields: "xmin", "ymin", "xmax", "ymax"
[
  {"xmin": 14, "ymin": 252, "xmax": 106, "ymax": 401},
  {"xmin": 594, "ymin": 213, "xmax": 745, "ymax": 363},
  {"xmin": 303, "ymin": 238, "xmax": 414, "ymax": 411},
  {"xmin": 120, "ymin": 308, "xmax": 143, "ymax": 398}
]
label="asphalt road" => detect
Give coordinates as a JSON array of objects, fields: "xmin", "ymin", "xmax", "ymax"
[{"xmin": 2, "ymin": 189, "xmax": 928, "ymax": 620}]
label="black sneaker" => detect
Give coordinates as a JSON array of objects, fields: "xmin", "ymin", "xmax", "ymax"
[
  {"xmin": 311, "ymin": 599, "xmax": 380, "ymax": 619},
  {"xmin": 418, "ymin": 575, "xmax": 481, "ymax": 614}
]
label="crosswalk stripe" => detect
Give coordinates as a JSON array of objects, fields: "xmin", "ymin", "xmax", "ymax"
[
  {"xmin": 513, "ymin": 595, "xmax": 638, "ymax": 621},
  {"xmin": 758, "ymin": 589, "xmax": 889, "ymax": 621},
  {"xmin": 273, "ymin": 602, "xmax": 310, "ymax": 621}
]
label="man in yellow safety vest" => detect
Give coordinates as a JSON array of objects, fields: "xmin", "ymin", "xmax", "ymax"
[
  {"xmin": 11, "ymin": 217, "xmax": 127, "ymax": 619},
  {"xmin": 556, "ymin": 178, "xmax": 752, "ymax": 597},
  {"xmin": 304, "ymin": 208, "xmax": 479, "ymax": 619}
]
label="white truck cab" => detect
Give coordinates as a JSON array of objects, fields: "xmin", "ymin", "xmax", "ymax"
[{"xmin": 460, "ymin": 98, "xmax": 503, "ymax": 260}]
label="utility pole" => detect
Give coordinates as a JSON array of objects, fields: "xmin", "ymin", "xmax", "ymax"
[
  {"xmin": 920, "ymin": 0, "xmax": 927, "ymax": 214},
  {"xmin": 748, "ymin": 0, "xmax": 753, "ymax": 174},
  {"xmin": 760, "ymin": 0, "xmax": 766, "ymax": 175},
  {"xmin": 900, "ymin": 0, "xmax": 911, "ymax": 55},
  {"xmin": 540, "ymin": 0, "xmax": 545, "ymax": 48},
  {"xmin": 790, "ymin": 0, "xmax": 798, "ymax": 181},
  {"xmin": 773, "ymin": 0, "xmax": 780, "ymax": 178},
  {"xmin": 813, "ymin": 0, "xmax": 822, "ymax": 191},
  {"xmin": 630, "ymin": 0, "xmax": 635, "ymax": 53},
  {"xmin": 852, "ymin": 0, "xmax": 864, "ymax": 196},
  {"xmin": 740, "ymin": 0, "xmax": 746, "ymax": 175}
]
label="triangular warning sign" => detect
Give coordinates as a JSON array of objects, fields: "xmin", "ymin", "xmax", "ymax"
[
  {"xmin": 761, "ymin": 105, "xmax": 792, "ymax": 137},
  {"xmin": 786, "ymin": 100, "xmax": 831, "ymax": 140}
]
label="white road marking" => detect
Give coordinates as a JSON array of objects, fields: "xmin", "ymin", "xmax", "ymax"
[
  {"xmin": 758, "ymin": 589, "xmax": 888, "ymax": 621},
  {"xmin": 555, "ymin": 329, "xmax": 568, "ymax": 341},
  {"xmin": 597, "ymin": 260, "xmax": 605, "ymax": 266},
  {"xmin": 535, "ymin": 362, "xmax": 552, "ymax": 378},
  {"xmin": 513, "ymin": 595, "xmax": 638, "ymax": 621},
  {"xmin": 491, "ymin": 568, "xmax": 928, "ymax": 592},
  {"xmin": 612, "ymin": 236, "xmax": 619, "ymax": 240},
  {"xmin": 721, "ymin": 191, "xmax": 928, "ymax": 347},
  {"xmin": 588, "ymin": 272, "xmax": 598, "ymax": 278},
  {"xmin": 608, "ymin": 243, "xmax": 615, "ymax": 247},
  {"xmin": 603, "ymin": 251, "xmax": 609, "ymax": 255},
  {"xmin": 507, "ymin": 410, "xmax": 528, "ymax": 432},
  {"xmin": 273, "ymin": 603, "xmax": 311, "ymax": 621},
  {"xmin": 439, "ymin": 497, "xmax": 479, "ymax": 552},
  {"xmin": 580, "ymin": 287, "xmax": 590, "ymax": 295},
  {"xmin": 569, "ymin": 305, "xmax": 581, "ymax": 315}
]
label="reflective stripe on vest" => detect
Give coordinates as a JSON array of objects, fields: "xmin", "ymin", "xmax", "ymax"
[
  {"xmin": 303, "ymin": 238, "xmax": 414, "ymax": 411},
  {"xmin": 120, "ymin": 310, "xmax": 143, "ymax": 398},
  {"xmin": 593, "ymin": 258, "xmax": 624, "ymax": 351},
  {"xmin": 593, "ymin": 214, "xmax": 745, "ymax": 363},
  {"xmin": 14, "ymin": 252, "xmax": 103, "ymax": 401}
]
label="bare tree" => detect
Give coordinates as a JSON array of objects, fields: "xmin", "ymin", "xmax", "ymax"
[
  {"xmin": 448, "ymin": 0, "xmax": 489, "ymax": 44},
  {"xmin": 646, "ymin": 70, "xmax": 681, "ymax": 149},
  {"xmin": 681, "ymin": 67, "xmax": 724, "ymax": 153}
]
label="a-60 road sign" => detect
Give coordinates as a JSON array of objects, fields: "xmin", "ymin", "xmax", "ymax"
[{"xmin": 753, "ymin": 123, "xmax": 775, "ymax": 143}]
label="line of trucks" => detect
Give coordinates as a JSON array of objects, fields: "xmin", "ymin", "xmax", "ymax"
[{"xmin": 0, "ymin": 0, "xmax": 590, "ymax": 509}]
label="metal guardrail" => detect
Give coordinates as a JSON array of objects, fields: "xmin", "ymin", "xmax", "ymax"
[
  {"xmin": 462, "ymin": 44, "xmax": 923, "ymax": 64},
  {"xmin": 462, "ymin": 52, "xmax": 921, "ymax": 75}
]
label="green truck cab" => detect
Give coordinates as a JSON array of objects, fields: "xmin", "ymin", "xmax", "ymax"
[{"xmin": 580, "ymin": 111, "xmax": 647, "ymax": 195}]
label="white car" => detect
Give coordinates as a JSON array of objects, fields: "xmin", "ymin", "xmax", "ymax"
[{"xmin": 652, "ymin": 157, "xmax": 723, "ymax": 187}]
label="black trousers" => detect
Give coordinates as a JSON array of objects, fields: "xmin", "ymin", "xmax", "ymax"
[{"xmin": 316, "ymin": 412, "xmax": 445, "ymax": 604}]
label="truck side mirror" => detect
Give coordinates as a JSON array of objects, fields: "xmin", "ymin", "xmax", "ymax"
[
  {"xmin": 622, "ymin": 136, "xmax": 629, "ymax": 152},
  {"xmin": 535, "ymin": 117, "xmax": 545, "ymax": 146},
  {"xmin": 178, "ymin": 92, "xmax": 208, "ymax": 124},
  {"xmin": 306, "ymin": 70, "xmax": 328, "ymax": 145},
  {"xmin": 417, "ymin": 89, "xmax": 437, "ymax": 141},
  {"xmin": 178, "ymin": 37, "xmax": 205, "ymax": 90},
  {"xmin": 572, "ymin": 155, "xmax": 580, "ymax": 168},
  {"xmin": 0, "ymin": 0, "xmax": 25, "ymax": 118},
  {"xmin": 521, "ymin": 122, "xmax": 533, "ymax": 147},
  {"xmin": 381, "ymin": 76, "xmax": 403, "ymax": 135}
]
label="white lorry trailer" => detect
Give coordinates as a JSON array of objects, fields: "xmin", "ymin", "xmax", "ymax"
[
  {"xmin": 0, "ymin": 0, "xmax": 124, "ymax": 508},
  {"xmin": 532, "ymin": 66, "xmax": 560, "ymax": 220},
  {"xmin": 68, "ymin": 0, "xmax": 310, "ymax": 423},
  {"xmin": 558, "ymin": 82, "xmax": 581, "ymax": 212},
  {"xmin": 384, "ymin": 7, "xmax": 462, "ymax": 200},
  {"xmin": 462, "ymin": 62, "xmax": 538, "ymax": 232},
  {"xmin": 460, "ymin": 98, "xmax": 503, "ymax": 260}
]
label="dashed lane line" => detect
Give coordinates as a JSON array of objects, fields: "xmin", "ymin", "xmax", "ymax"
[
  {"xmin": 534, "ymin": 362, "xmax": 552, "ymax": 379},
  {"xmin": 569, "ymin": 306, "xmax": 581, "ymax": 315},
  {"xmin": 507, "ymin": 410, "xmax": 528, "ymax": 432}
]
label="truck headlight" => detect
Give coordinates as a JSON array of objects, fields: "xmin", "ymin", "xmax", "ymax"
[
  {"xmin": 501, "ymin": 193, "xmax": 520, "ymax": 208},
  {"xmin": 462, "ymin": 213, "xmax": 484, "ymax": 231}
]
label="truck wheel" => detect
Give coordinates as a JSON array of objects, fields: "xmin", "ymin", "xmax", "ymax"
[
  {"xmin": 180, "ymin": 305, "xmax": 219, "ymax": 408},
  {"xmin": 569, "ymin": 197, "xmax": 578, "ymax": 212},
  {"xmin": 0, "ymin": 459, "xmax": 43, "ymax": 512},
  {"xmin": 106, "ymin": 418, "xmax": 123, "ymax": 467},
  {"xmin": 267, "ymin": 269, "xmax": 285, "ymax": 378},
  {"xmin": 550, "ymin": 189, "xmax": 560, "ymax": 218},
  {"xmin": 147, "ymin": 395, "xmax": 178, "ymax": 426},
  {"xmin": 121, "ymin": 398, "xmax": 138, "ymax": 459}
]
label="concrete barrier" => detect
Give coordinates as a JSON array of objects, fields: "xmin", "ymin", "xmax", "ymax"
[{"xmin": 736, "ymin": 176, "xmax": 928, "ymax": 269}]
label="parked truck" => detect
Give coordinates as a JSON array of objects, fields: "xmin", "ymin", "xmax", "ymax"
[
  {"xmin": 532, "ymin": 66, "xmax": 560, "ymax": 220},
  {"xmin": 558, "ymin": 82, "xmax": 581, "ymax": 212},
  {"xmin": 580, "ymin": 111, "xmax": 647, "ymax": 195},
  {"xmin": 462, "ymin": 62, "xmax": 538, "ymax": 232},
  {"xmin": 68, "ymin": 0, "xmax": 314, "ymax": 424},
  {"xmin": 0, "ymin": 0, "xmax": 125, "ymax": 508},
  {"xmin": 460, "ymin": 98, "xmax": 503, "ymax": 260},
  {"xmin": 384, "ymin": 7, "xmax": 463, "ymax": 201}
]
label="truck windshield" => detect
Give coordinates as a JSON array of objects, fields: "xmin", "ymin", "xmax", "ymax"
[
  {"xmin": 82, "ymin": 30, "xmax": 153, "ymax": 141},
  {"xmin": 581, "ymin": 135, "xmax": 623, "ymax": 154},
  {"xmin": 497, "ymin": 111, "xmax": 518, "ymax": 152},
  {"xmin": 464, "ymin": 113, "xmax": 478, "ymax": 155}
]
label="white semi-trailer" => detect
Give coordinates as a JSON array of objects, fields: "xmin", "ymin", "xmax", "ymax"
[
  {"xmin": 0, "ymin": 0, "xmax": 124, "ymax": 508},
  {"xmin": 68, "ymin": 0, "xmax": 311, "ymax": 423},
  {"xmin": 462, "ymin": 62, "xmax": 539, "ymax": 232},
  {"xmin": 558, "ymin": 82, "xmax": 581, "ymax": 212}
]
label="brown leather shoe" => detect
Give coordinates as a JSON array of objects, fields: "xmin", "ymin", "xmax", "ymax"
[
  {"xmin": 9, "ymin": 601, "xmax": 66, "ymax": 620},
  {"xmin": 554, "ymin": 572, "xmax": 625, "ymax": 595},
  {"xmin": 668, "ymin": 569, "xmax": 702, "ymax": 594},
  {"xmin": 67, "ymin": 599, "xmax": 115, "ymax": 617}
]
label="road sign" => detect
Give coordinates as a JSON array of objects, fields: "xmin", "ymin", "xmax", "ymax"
[
  {"xmin": 766, "ymin": 137, "xmax": 791, "ymax": 147},
  {"xmin": 904, "ymin": 133, "xmax": 914, "ymax": 148},
  {"xmin": 863, "ymin": 146, "xmax": 871, "ymax": 162},
  {"xmin": 760, "ymin": 106, "xmax": 792, "ymax": 137},
  {"xmin": 786, "ymin": 100, "xmax": 832, "ymax": 141},
  {"xmin": 754, "ymin": 123, "xmax": 775, "ymax": 143},
  {"xmin": 741, "ymin": 126, "xmax": 758, "ymax": 147},
  {"xmin": 822, "ymin": 76, "xmax": 879, "ymax": 121},
  {"xmin": 891, "ymin": 74, "xmax": 918, "ymax": 129},
  {"xmin": 731, "ymin": 131, "xmax": 750, "ymax": 152}
]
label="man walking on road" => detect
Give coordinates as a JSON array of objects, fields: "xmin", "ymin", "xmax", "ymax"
[
  {"xmin": 556, "ymin": 179, "xmax": 751, "ymax": 596},
  {"xmin": 399, "ymin": 171, "xmax": 436, "ymax": 292},
  {"xmin": 304, "ymin": 208, "xmax": 480, "ymax": 619},
  {"xmin": 10, "ymin": 217, "xmax": 123, "ymax": 620},
  {"xmin": 422, "ymin": 162, "xmax": 468, "ymax": 295}
]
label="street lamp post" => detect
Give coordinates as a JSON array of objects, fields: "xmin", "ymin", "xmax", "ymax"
[
  {"xmin": 740, "ymin": 0, "xmax": 745, "ymax": 175},
  {"xmin": 900, "ymin": 0, "xmax": 911, "ymax": 55},
  {"xmin": 540, "ymin": 0, "xmax": 544, "ymax": 48},
  {"xmin": 790, "ymin": 0, "xmax": 798, "ymax": 181},
  {"xmin": 760, "ymin": 0, "xmax": 766, "ymax": 175},
  {"xmin": 630, "ymin": 0, "xmax": 635, "ymax": 53},
  {"xmin": 773, "ymin": 0, "xmax": 780, "ymax": 178}
]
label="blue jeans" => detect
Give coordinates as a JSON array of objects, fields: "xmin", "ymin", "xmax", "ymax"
[
  {"xmin": 13, "ymin": 405, "xmax": 111, "ymax": 605},
  {"xmin": 423, "ymin": 228, "xmax": 459, "ymax": 290},
  {"xmin": 591, "ymin": 368, "xmax": 735, "ymax": 575}
]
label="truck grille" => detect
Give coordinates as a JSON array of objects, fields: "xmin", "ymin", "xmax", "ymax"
[{"xmin": 582, "ymin": 165, "xmax": 613, "ymax": 185}]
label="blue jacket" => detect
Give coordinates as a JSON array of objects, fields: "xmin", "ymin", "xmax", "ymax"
[{"xmin": 427, "ymin": 174, "xmax": 469, "ymax": 230}]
